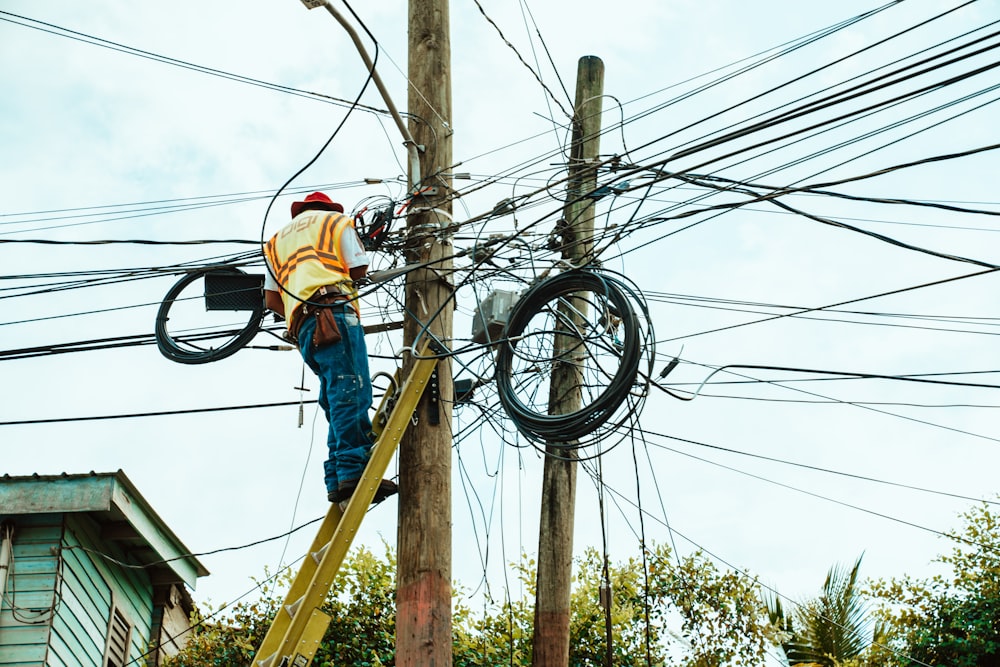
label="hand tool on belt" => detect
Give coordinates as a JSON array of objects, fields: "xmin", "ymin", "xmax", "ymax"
[{"xmin": 287, "ymin": 285, "xmax": 352, "ymax": 349}]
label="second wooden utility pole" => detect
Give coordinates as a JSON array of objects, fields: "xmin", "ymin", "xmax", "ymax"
[
  {"xmin": 532, "ymin": 55, "xmax": 605, "ymax": 667},
  {"xmin": 397, "ymin": 0, "xmax": 453, "ymax": 666}
]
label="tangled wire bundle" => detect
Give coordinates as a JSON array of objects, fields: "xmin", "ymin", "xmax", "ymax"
[{"xmin": 495, "ymin": 268, "xmax": 654, "ymax": 452}]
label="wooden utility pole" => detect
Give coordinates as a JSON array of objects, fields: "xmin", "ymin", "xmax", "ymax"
[
  {"xmin": 532, "ymin": 55, "xmax": 605, "ymax": 667},
  {"xmin": 397, "ymin": 1, "xmax": 453, "ymax": 666}
]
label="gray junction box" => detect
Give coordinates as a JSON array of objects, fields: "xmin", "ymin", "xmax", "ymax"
[{"xmin": 471, "ymin": 290, "xmax": 519, "ymax": 344}]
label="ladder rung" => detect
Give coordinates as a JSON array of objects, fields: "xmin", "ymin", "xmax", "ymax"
[
  {"xmin": 255, "ymin": 652, "xmax": 275, "ymax": 667},
  {"xmin": 285, "ymin": 595, "xmax": 304, "ymax": 619},
  {"xmin": 312, "ymin": 541, "xmax": 331, "ymax": 564}
]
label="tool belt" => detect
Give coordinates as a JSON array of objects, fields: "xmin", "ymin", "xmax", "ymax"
[{"xmin": 287, "ymin": 286, "xmax": 352, "ymax": 350}]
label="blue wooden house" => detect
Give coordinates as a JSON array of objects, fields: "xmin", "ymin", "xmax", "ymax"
[{"xmin": 0, "ymin": 471, "xmax": 208, "ymax": 666}]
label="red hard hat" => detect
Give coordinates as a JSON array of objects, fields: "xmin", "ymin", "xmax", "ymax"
[{"xmin": 290, "ymin": 191, "xmax": 345, "ymax": 218}]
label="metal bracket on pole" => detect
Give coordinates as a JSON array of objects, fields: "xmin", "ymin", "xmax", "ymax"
[
  {"xmin": 427, "ymin": 365, "xmax": 440, "ymax": 426},
  {"xmin": 298, "ymin": 0, "xmax": 422, "ymax": 191}
]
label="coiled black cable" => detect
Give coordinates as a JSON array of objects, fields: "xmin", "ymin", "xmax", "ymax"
[
  {"xmin": 495, "ymin": 269, "xmax": 650, "ymax": 446},
  {"xmin": 155, "ymin": 266, "xmax": 264, "ymax": 364}
]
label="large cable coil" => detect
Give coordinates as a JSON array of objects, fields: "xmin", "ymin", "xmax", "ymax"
[
  {"xmin": 155, "ymin": 266, "xmax": 264, "ymax": 364},
  {"xmin": 495, "ymin": 269, "xmax": 653, "ymax": 450}
]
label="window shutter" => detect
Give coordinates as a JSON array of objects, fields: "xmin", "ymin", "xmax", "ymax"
[{"xmin": 103, "ymin": 605, "xmax": 133, "ymax": 667}]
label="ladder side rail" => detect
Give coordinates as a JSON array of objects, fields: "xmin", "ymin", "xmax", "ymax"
[
  {"xmin": 255, "ymin": 365, "xmax": 405, "ymax": 665},
  {"xmin": 256, "ymin": 342, "xmax": 440, "ymax": 666},
  {"xmin": 253, "ymin": 504, "xmax": 343, "ymax": 666}
]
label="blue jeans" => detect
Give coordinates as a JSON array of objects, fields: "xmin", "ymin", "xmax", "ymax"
[{"xmin": 297, "ymin": 307, "xmax": 374, "ymax": 495}]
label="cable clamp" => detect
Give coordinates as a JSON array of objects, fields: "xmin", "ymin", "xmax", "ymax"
[{"xmin": 408, "ymin": 207, "xmax": 454, "ymax": 226}]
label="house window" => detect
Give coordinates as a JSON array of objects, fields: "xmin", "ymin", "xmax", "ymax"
[{"xmin": 103, "ymin": 604, "xmax": 134, "ymax": 667}]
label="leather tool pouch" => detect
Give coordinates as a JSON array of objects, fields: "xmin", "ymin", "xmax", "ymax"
[{"xmin": 311, "ymin": 305, "xmax": 342, "ymax": 349}]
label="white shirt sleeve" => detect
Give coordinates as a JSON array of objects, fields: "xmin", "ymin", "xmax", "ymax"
[
  {"xmin": 263, "ymin": 256, "xmax": 279, "ymax": 291},
  {"xmin": 340, "ymin": 226, "xmax": 369, "ymax": 269}
]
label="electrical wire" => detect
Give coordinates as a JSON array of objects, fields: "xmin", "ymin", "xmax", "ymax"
[
  {"xmin": 637, "ymin": 428, "xmax": 1000, "ymax": 507},
  {"xmin": 659, "ymin": 267, "xmax": 999, "ymax": 344},
  {"xmin": 471, "ymin": 0, "xmax": 571, "ymax": 120},
  {"xmin": 154, "ymin": 265, "xmax": 264, "ymax": 364},
  {"xmin": 594, "ymin": 468, "xmax": 937, "ymax": 667},
  {"xmin": 494, "ymin": 268, "xmax": 651, "ymax": 448},
  {"xmin": 1, "ymin": 3, "xmax": 1000, "ymax": 660},
  {"xmin": 0, "ymin": 238, "xmax": 259, "ymax": 245},
  {"xmin": 0, "ymin": 400, "xmax": 316, "ymax": 426},
  {"xmin": 0, "ymin": 11, "xmax": 392, "ymax": 115}
]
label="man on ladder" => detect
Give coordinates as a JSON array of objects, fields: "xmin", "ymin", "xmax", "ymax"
[{"xmin": 264, "ymin": 191, "xmax": 398, "ymax": 505}]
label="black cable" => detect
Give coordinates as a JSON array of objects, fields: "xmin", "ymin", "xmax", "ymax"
[
  {"xmin": 0, "ymin": 11, "xmax": 391, "ymax": 115},
  {"xmin": 661, "ymin": 267, "xmax": 999, "ymax": 344},
  {"xmin": 0, "ymin": 400, "xmax": 315, "ymax": 426},
  {"xmin": 495, "ymin": 269, "xmax": 648, "ymax": 446},
  {"xmin": 0, "ymin": 238, "xmax": 259, "ymax": 245},
  {"xmin": 659, "ymin": 358, "xmax": 1000, "ymax": 447},
  {"xmin": 258, "ymin": 1, "xmax": 379, "ymax": 318},
  {"xmin": 647, "ymin": 292, "xmax": 1000, "ymax": 339},
  {"xmin": 0, "ymin": 252, "xmax": 262, "ymax": 303},
  {"xmin": 647, "ymin": 437, "xmax": 1000, "ymax": 552},
  {"xmin": 698, "ymin": 363, "xmax": 1000, "ymax": 392},
  {"xmin": 63, "ymin": 515, "xmax": 325, "ymax": 570},
  {"xmin": 669, "ymin": 24, "xmax": 1000, "ymax": 165},
  {"xmin": 616, "ymin": 0, "xmax": 911, "ymax": 155},
  {"xmin": 623, "ymin": 15, "xmax": 1000, "ymax": 183},
  {"xmin": 596, "ymin": 476, "xmax": 937, "ymax": 667},
  {"xmin": 592, "ymin": 42, "xmax": 1000, "ymax": 243},
  {"xmin": 640, "ymin": 428, "xmax": 999, "ymax": 507},
  {"xmin": 471, "ymin": 0, "xmax": 571, "ymax": 119},
  {"xmin": 154, "ymin": 266, "xmax": 264, "ymax": 365},
  {"xmin": 603, "ymin": 143, "xmax": 1000, "ymax": 267}
]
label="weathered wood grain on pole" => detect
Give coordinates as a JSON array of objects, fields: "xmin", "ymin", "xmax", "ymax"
[
  {"xmin": 397, "ymin": 0, "xmax": 453, "ymax": 665},
  {"xmin": 532, "ymin": 55, "xmax": 605, "ymax": 667}
]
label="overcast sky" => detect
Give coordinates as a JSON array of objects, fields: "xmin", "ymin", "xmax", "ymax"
[{"xmin": 3, "ymin": 0, "xmax": 1000, "ymax": 653}]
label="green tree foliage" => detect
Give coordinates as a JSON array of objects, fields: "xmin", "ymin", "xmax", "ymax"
[
  {"xmin": 166, "ymin": 543, "xmax": 397, "ymax": 667},
  {"xmin": 765, "ymin": 556, "xmax": 881, "ymax": 667},
  {"xmin": 866, "ymin": 501, "xmax": 1000, "ymax": 667},
  {"xmin": 166, "ymin": 542, "xmax": 778, "ymax": 667},
  {"xmin": 645, "ymin": 547, "xmax": 779, "ymax": 667}
]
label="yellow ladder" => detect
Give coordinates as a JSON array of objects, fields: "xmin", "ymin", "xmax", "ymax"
[{"xmin": 253, "ymin": 340, "xmax": 441, "ymax": 667}]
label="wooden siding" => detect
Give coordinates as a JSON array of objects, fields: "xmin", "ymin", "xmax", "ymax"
[
  {"xmin": 0, "ymin": 515, "xmax": 60, "ymax": 667},
  {"xmin": 48, "ymin": 514, "xmax": 152, "ymax": 667},
  {"xmin": 1, "ymin": 472, "xmax": 203, "ymax": 666},
  {"xmin": 0, "ymin": 513, "xmax": 156, "ymax": 667},
  {"xmin": 150, "ymin": 585, "xmax": 192, "ymax": 664}
]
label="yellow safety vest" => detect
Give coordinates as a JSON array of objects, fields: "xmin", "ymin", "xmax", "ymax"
[{"xmin": 264, "ymin": 211, "xmax": 360, "ymax": 332}]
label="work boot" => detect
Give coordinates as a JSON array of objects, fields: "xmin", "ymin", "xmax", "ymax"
[{"xmin": 330, "ymin": 478, "xmax": 398, "ymax": 504}]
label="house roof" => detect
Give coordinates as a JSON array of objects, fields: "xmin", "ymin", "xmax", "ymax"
[{"xmin": 0, "ymin": 469, "xmax": 209, "ymax": 588}]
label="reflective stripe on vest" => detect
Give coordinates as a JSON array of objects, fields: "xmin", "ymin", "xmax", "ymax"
[{"xmin": 264, "ymin": 212, "xmax": 360, "ymax": 331}]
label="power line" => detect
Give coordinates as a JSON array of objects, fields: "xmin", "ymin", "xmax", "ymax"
[
  {"xmin": 0, "ymin": 183, "xmax": 360, "ymax": 221},
  {"xmin": 595, "ymin": 463, "xmax": 937, "ymax": 667},
  {"xmin": 0, "ymin": 400, "xmax": 314, "ymax": 426},
  {"xmin": 646, "ymin": 437, "xmax": 998, "ymax": 549},
  {"xmin": 0, "ymin": 11, "xmax": 392, "ymax": 115},
  {"xmin": 0, "ymin": 238, "xmax": 259, "ymax": 245},
  {"xmin": 660, "ymin": 268, "xmax": 999, "ymax": 344},
  {"xmin": 639, "ymin": 428, "xmax": 1000, "ymax": 507},
  {"xmin": 471, "ymin": 0, "xmax": 571, "ymax": 119},
  {"xmin": 656, "ymin": 359, "xmax": 1000, "ymax": 446}
]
